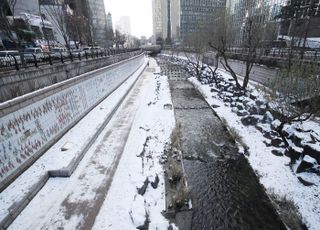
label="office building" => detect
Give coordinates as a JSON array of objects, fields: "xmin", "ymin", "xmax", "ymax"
[
  {"xmin": 179, "ymin": 0, "xmax": 226, "ymax": 39},
  {"xmin": 227, "ymin": 0, "xmax": 287, "ymax": 45},
  {"xmin": 152, "ymin": 0, "xmax": 168, "ymax": 43},
  {"xmin": 116, "ymin": 16, "xmax": 131, "ymax": 35},
  {"xmin": 106, "ymin": 12, "xmax": 113, "ymax": 31},
  {"xmin": 85, "ymin": 0, "xmax": 108, "ymax": 47}
]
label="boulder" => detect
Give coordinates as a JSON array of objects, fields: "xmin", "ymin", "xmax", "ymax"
[
  {"xmin": 271, "ymin": 138, "xmax": 284, "ymax": 148},
  {"xmin": 231, "ymin": 107, "xmax": 239, "ymax": 113},
  {"xmin": 255, "ymin": 99, "xmax": 265, "ymax": 106},
  {"xmin": 211, "ymin": 104, "xmax": 220, "ymax": 108},
  {"xmin": 262, "ymin": 111, "xmax": 274, "ymax": 124},
  {"xmin": 297, "ymin": 176, "xmax": 315, "ymax": 186},
  {"xmin": 237, "ymin": 110, "xmax": 249, "ymax": 117},
  {"xmin": 223, "ymin": 97, "xmax": 232, "ymax": 103},
  {"xmin": 271, "ymin": 149, "xmax": 284, "ymax": 156},
  {"xmin": 233, "ymin": 92, "xmax": 244, "ymax": 97},
  {"xmin": 230, "ymin": 102, "xmax": 237, "ymax": 107},
  {"xmin": 259, "ymin": 104, "xmax": 268, "ymax": 115},
  {"xmin": 263, "ymin": 140, "xmax": 272, "ymax": 147},
  {"xmin": 248, "ymin": 106, "xmax": 259, "ymax": 115},
  {"xmin": 284, "ymin": 147, "xmax": 302, "ymax": 163},
  {"xmin": 236, "ymin": 103, "xmax": 244, "ymax": 111},
  {"xmin": 302, "ymin": 145, "xmax": 320, "ymax": 163},
  {"xmin": 296, "ymin": 155, "xmax": 318, "ymax": 173},
  {"xmin": 249, "ymin": 93, "xmax": 257, "ymax": 100},
  {"xmin": 241, "ymin": 115, "xmax": 259, "ymax": 126},
  {"xmin": 271, "ymin": 119, "xmax": 281, "ymax": 130},
  {"xmin": 255, "ymin": 123, "xmax": 271, "ymax": 134},
  {"xmin": 263, "ymin": 131, "xmax": 278, "ymax": 140}
]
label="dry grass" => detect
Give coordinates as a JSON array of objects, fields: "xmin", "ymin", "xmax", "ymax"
[
  {"xmin": 168, "ymin": 158, "xmax": 183, "ymax": 184},
  {"xmin": 268, "ymin": 189, "xmax": 307, "ymax": 230},
  {"xmin": 173, "ymin": 184, "xmax": 190, "ymax": 210},
  {"xmin": 170, "ymin": 123, "xmax": 182, "ymax": 151},
  {"xmin": 221, "ymin": 118, "xmax": 249, "ymax": 152}
]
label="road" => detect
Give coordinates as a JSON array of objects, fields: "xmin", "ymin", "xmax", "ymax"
[{"xmin": 217, "ymin": 59, "xmax": 277, "ymax": 85}]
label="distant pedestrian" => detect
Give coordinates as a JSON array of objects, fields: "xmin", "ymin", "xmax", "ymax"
[{"xmin": 147, "ymin": 60, "xmax": 149, "ymax": 66}]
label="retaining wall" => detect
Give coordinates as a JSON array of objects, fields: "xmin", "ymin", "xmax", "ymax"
[
  {"xmin": 0, "ymin": 51, "xmax": 142, "ymax": 103},
  {"xmin": 0, "ymin": 53, "xmax": 145, "ymax": 191}
]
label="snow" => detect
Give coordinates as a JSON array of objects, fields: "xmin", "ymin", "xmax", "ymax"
[
  {"xmin": 1, "ymin": 60, "xmax": 147, "ymax": 227},
  {"xmin": 189, "ymin": 74, "xmax": 320, "ymax": 230},
  {"xmin": 6, "ymin": 58, "xmax": 175, "ymax": 229},
  {"xmin": 303, "ymin": 155, "xmax": 318, "ymax": 165},
  {"xmin": 92, "ymin": 58, "xmax": 175, "ymax": 229}
]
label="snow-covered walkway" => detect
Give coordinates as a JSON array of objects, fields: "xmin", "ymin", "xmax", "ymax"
[{"xmin": 5, "ymin": 58, "xmax": 175, "ymax": 229}]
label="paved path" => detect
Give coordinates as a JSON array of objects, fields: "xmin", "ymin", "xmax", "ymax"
[
  {"xmin": 158, "ymin": 57, "xmax": 285, "ymax": 230},
  {"xmin": 8, "ymin": 61, "xmax": 152, "ymax": 229}
]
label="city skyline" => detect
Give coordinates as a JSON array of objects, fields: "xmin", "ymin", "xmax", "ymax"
[{"xmin": 104, "ymin": 0, "xmax": 153, "ymax": 38}]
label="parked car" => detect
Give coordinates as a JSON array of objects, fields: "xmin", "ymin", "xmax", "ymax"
[
  {"xmin": 83, "ymin": 46, "xmax": 104, "ymax": 55},
  {"xmin": 23, "ymin": 48, "xmax": 45, "ymax": 62},
  {"xmin": 71, "ymin": 49, "xmax": 85, "ymax": 57},
  {"xmin": 51, "ymin": 47, "xmax": 69, "ymax": 59},
  {"xmin": 82, "ymin": 47, "xmax": 92, "ymax": 52},
  {"xmin": 0, "ymin": 50, "xmax": 21, "ymax": 66},
  {"xmin": 92, "ymin": 46, "xmax": 104, "ymax": 55}
]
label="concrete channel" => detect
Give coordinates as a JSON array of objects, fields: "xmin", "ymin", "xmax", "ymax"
[{"xmin": 156, "ymin": 56, "xmax": 285, "ymax": 230}]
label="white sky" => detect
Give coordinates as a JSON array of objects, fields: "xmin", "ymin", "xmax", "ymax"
[{"xmin": 104, "ymin": 0, "xmax": 153, "ymax": 38}]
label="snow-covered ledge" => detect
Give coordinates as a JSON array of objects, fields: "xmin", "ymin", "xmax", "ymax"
[{"xmin": 0, "ymin": 53, "xmax": 145, "ymax": 192}]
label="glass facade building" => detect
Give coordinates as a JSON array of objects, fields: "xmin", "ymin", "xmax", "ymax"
[
  {"xmin": 227, "ymin": 0, "xmax": 287, "ymax": 45},
  {"xmin": 85, "ymin": 0, "xmax": 108, "ymax": 47},
  {"xmin": 180, "ymin": 0, "xmax": 226, "ymax": 38}
]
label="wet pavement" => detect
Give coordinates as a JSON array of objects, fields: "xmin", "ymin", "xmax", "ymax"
[{"xmin": 157, "ymin": 57, "xmax": 285, "ymax": 230}]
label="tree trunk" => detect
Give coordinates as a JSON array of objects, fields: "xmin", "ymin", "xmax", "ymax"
[
  {"xmin": 221, "ymin": 56, "xmax": 241, "ymax": 89},
  {"xmin": 300, "ymin": 17, "xmax": 312, "ymax": 60}
]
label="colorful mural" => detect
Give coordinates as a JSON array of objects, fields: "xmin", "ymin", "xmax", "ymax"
[{"xmin": 0, "ymin": 55, "xmax": 144, "ymax": 184}]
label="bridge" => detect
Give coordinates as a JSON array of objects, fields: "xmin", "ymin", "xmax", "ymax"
[{"xmin": 140, "ymin": 45, "xmax": 162, "ymax": 55}]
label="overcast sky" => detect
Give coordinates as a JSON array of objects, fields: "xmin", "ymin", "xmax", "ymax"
[{"xmin": 104, "ymin": 0, "xmax": 153, "ymax": 38}]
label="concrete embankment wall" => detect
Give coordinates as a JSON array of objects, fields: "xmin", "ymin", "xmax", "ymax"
[
  {"xmin": 0, "ymin": 51, "xmax": 141, "ymax": 103},
  {"xmin": 0, "ymin": 53, "xmax": 145, "ymax": 191}
]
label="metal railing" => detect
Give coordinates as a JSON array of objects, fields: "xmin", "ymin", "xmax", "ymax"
[
  {"xmin": 0, "ymin": 48, "xmax": 141, "ymax": 73},
  {"xmin": 226, "ymin": 47, "xmax": 320, "ymax": 62}
]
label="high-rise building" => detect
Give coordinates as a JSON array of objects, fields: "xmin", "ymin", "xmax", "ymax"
[
  {"xmin": 85, "ymin": 0, "xmax": 108, "ymax": 47},
  {"xmin": 170, "ymin": 0, "xmax": 180, "ymax": 41},
  {"xmin": 152, "ymin": 0, "xmax": 226, "ymax": 43},
  {"xmin": 179, "ymin": 0, "xmax": 226, "ymax": 39},
  {"xmin": 152, "ymin": 0, "xmax": 168, "ymax": 44},
  {"xmin": 106, "ymin": 12, "xmax": 113, "ymax": 31},
  {"xmin": 116, "ymin": 16, "xmax": 131, "ymax": 35},
  {"xmin": 12, "ymin": 0, "xmax": 40, "ymax": 15},
  {"xmin": 227, "ymin": 0, "xmax": 287, "ymax": 45}
]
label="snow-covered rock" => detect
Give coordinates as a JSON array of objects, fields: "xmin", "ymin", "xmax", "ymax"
[{"xmin": 296, "ymin": 155, "xmax": 319, "ymax": 174}]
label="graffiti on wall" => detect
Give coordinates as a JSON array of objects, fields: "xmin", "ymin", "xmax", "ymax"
[{"xmin": 0, "ymin": 56, "xmax": 144, "ymax": 183}]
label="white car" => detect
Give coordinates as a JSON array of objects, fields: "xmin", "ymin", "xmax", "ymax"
[
  {"xmin": 23, "ymin": 48, "xmax": 45, "ymax": 62},
  {"xmin": 83, "ymin": 46, "xmax": 104, "ymax": 55},
  {"xmin": 51, "ymin": 47, "xmax": 69, "ymax": 59},
  {"xmin": 0, "ymin": 50, "xmax": 21, "ymax": 66}
]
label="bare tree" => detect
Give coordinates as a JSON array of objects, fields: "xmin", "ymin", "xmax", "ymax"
[
  {"xmin": 40, "ymin": 0, "xmax": 71, "ymax": 49},
  {"xmin": 182, "ymin": 27, "xmax": 209, "ymax": 80},
  {"xmin": 105, "ymin": 28, "xmax": 114, "ymax": 48},
  {"xmin": 67, "ymin": 13, "xmax": 90, "ymax": 48},
  {"xmin": 241, "ymin": 16, "xmax": 265, "ymax": 89},
  {"xmin": 208, "ymin": 10, "xmax": 241, "ymax": 88},
  {"xmin": 114, "ymin": 30, "xmax": 126, "ymax": 48},
  {"xmin": 265, "ymin": 62, "xmax": 320, "ymax": 161}
]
